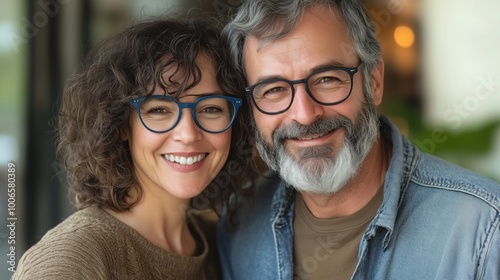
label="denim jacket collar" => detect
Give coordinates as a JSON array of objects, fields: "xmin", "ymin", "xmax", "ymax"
[{"xmin": 368, "ymin": 116, "xmax": 421, "ymax": 249}]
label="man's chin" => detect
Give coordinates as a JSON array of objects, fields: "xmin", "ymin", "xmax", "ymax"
[{"xmin": 289, "ymin": 157, "xmax": 332, "ymax": 174}]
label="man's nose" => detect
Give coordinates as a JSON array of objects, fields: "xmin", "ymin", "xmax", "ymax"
[{"xmin": 287, "ymin": 84, "xmax": 324, "ymax": 125}]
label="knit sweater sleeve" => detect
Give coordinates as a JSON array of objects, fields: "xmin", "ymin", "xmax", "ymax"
[
  {"xmin": 12, "ymin": 209, "xmax": 114, "ymax": 280},
  {"xmin": 12, "ymin": 235, "xmax": 109, "ymax": 280}
]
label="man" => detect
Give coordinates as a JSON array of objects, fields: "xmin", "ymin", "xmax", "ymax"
[{"xmin": 218, "ymin": 0, "xmax": 500, "ymax": 279}]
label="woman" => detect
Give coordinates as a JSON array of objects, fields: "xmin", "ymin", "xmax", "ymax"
[{"xmin": 13, "ymin": 17, "xmax": 253, "ymax": 280}]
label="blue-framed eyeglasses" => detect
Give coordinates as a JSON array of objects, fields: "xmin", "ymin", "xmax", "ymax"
[
  {"xmin": 128, "ymin": 95, "xmax": 243, "ymax": 134},
  {"xmin": 246, "ymin": 63, "xmax": 363, "ymax": 115}
]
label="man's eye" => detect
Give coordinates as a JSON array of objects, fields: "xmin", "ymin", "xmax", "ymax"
[
  {"xmin": 318, "ymin": 76, "xmax": 341, "ymax": 84},
  {"xmin": 264, "ymin": 87, "xmax": 287, "ymax": 95}
]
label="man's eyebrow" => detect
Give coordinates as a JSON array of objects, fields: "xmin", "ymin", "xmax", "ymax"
[
  {"xmin": 251, "ymin": 75, "xmax": 288, "ymax": 85},
  {"xmin": 250, "ymin": 60, "xmax": 355, "ymax": 85},
  {"xmin": 309, "ymin": 60, "xmax": 354, "ymax": 72}
]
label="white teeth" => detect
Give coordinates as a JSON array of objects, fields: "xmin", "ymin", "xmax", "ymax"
[
  {"xmin": 298, "ymin": 131, "xmax": 329, "ymax": 140},
  {"xmin": 164, "ymin": 154, "xmax": 206, "ymax": 165}
]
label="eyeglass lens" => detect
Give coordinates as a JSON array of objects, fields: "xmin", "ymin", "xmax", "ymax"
[
  {"xmin": 252, "ymin": 68, "xmax": 353, "ymax": 113},
  {"xmin": 139, "ymin": 97, "xmax": 235, "ymax": 133}
]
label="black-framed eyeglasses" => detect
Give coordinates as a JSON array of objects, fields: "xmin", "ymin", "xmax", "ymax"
[
  {"xmin": 245, "ymin": 63, "xmax": 363, "ymax": 115},
  {"xmin": 128, "ymin": 95, "xmax": 243, "ymax": 134}
]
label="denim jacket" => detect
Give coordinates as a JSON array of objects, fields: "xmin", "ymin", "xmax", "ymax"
[{"xmin": 218, "ymin": 116, "xmax": 500, "ymax": 280}]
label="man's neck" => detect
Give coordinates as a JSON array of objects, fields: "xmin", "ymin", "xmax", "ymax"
[{"xmin": 300, "ymin": 135, "xmax": 392, "ymax": 219}]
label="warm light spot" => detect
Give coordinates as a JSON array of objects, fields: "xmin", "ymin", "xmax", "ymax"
[{"xmin": 394, "ymin": 25, "xmax": 415, "ymax": 48}]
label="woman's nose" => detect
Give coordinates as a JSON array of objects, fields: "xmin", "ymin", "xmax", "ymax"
[{"xmin": 171, "ymin": 109, "xmax": 202, "ymax": 143}]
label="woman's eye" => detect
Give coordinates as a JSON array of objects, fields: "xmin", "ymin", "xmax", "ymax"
[
  {"xmin": 201, "ymin": 106, "xmax": 223, "ymax": 114},
  {"xmin": 147, "ymin": 107, "xmax": 170, "ymax": 114}
]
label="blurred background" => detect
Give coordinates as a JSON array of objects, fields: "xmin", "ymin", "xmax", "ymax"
[{"xmin": 1, "ymin": 0, "xmax": 499, "ymax": 277}]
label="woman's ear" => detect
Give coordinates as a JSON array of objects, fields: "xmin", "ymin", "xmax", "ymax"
[
  {"xmin": 120, "ymin": 125, "xmax": 130, "ymax": 141},
  {"xmin": 370, "ymin": 59, "xmax": 385, "ymax": 106}
]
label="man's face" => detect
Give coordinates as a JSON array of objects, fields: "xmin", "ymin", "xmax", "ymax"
[{"xmin": 243, "ymin": 6, "xmax": 383, "ymax": 194}]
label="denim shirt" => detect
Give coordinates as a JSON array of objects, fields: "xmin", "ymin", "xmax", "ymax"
[{"xmin": 218, "ymin": 116, "xmax": 500, "ymax": 280}]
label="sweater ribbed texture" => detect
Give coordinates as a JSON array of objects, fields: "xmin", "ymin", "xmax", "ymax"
[{"xmin": 12, "ymin": 207, "xmax": 220, "ymax": 280}]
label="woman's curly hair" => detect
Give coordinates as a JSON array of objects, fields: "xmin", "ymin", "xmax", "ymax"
[{"xmin": 56, "ymin": 17, "xmax": 256, "ymax": 213}]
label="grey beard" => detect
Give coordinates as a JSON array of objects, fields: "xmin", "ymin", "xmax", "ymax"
[{"xmin": 255, "ymin": 99, "xmax": 379, "ymax": 195}]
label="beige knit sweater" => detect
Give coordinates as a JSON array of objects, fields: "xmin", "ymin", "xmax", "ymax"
[{"xmin": 12, "ymin": 207, "xmax": 220, "ymax": 280}]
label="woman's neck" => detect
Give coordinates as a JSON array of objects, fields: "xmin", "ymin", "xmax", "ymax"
[{"xmin": 105, "ymin": 187, "xmax": 197, "ymax": 255}]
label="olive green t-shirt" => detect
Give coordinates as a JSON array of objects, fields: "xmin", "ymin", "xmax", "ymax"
[{"xmin": 293, "ymin": 186, "xmax": 383, "ymax": 280}]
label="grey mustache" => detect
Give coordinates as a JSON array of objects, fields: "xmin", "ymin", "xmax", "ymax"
[{"xmin": 272, "ymin": 115, "xmax": 353, "ymax": 144}]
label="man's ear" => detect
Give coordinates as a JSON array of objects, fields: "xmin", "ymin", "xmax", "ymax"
[{"xmin": 370, "ymin": 59, "xmax": 385, "ymax": 106}]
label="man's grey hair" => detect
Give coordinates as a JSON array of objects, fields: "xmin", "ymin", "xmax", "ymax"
[{"xmin": 223, "ymin": 0, "xmax": 381, "ymax": 99}]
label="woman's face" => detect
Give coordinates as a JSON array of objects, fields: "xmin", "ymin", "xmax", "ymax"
[{"xmin": 123, "ymin": 53, "xmax": 232, "ymax": 202}]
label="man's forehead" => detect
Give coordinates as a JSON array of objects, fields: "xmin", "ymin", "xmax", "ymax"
[
  {"xmin": 244, "ymin": 18, "xmax": 354, "ymax": 65},
  {"xmin": 245, "ymin": 34, "xmax": 307, "ymax": 55}
]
